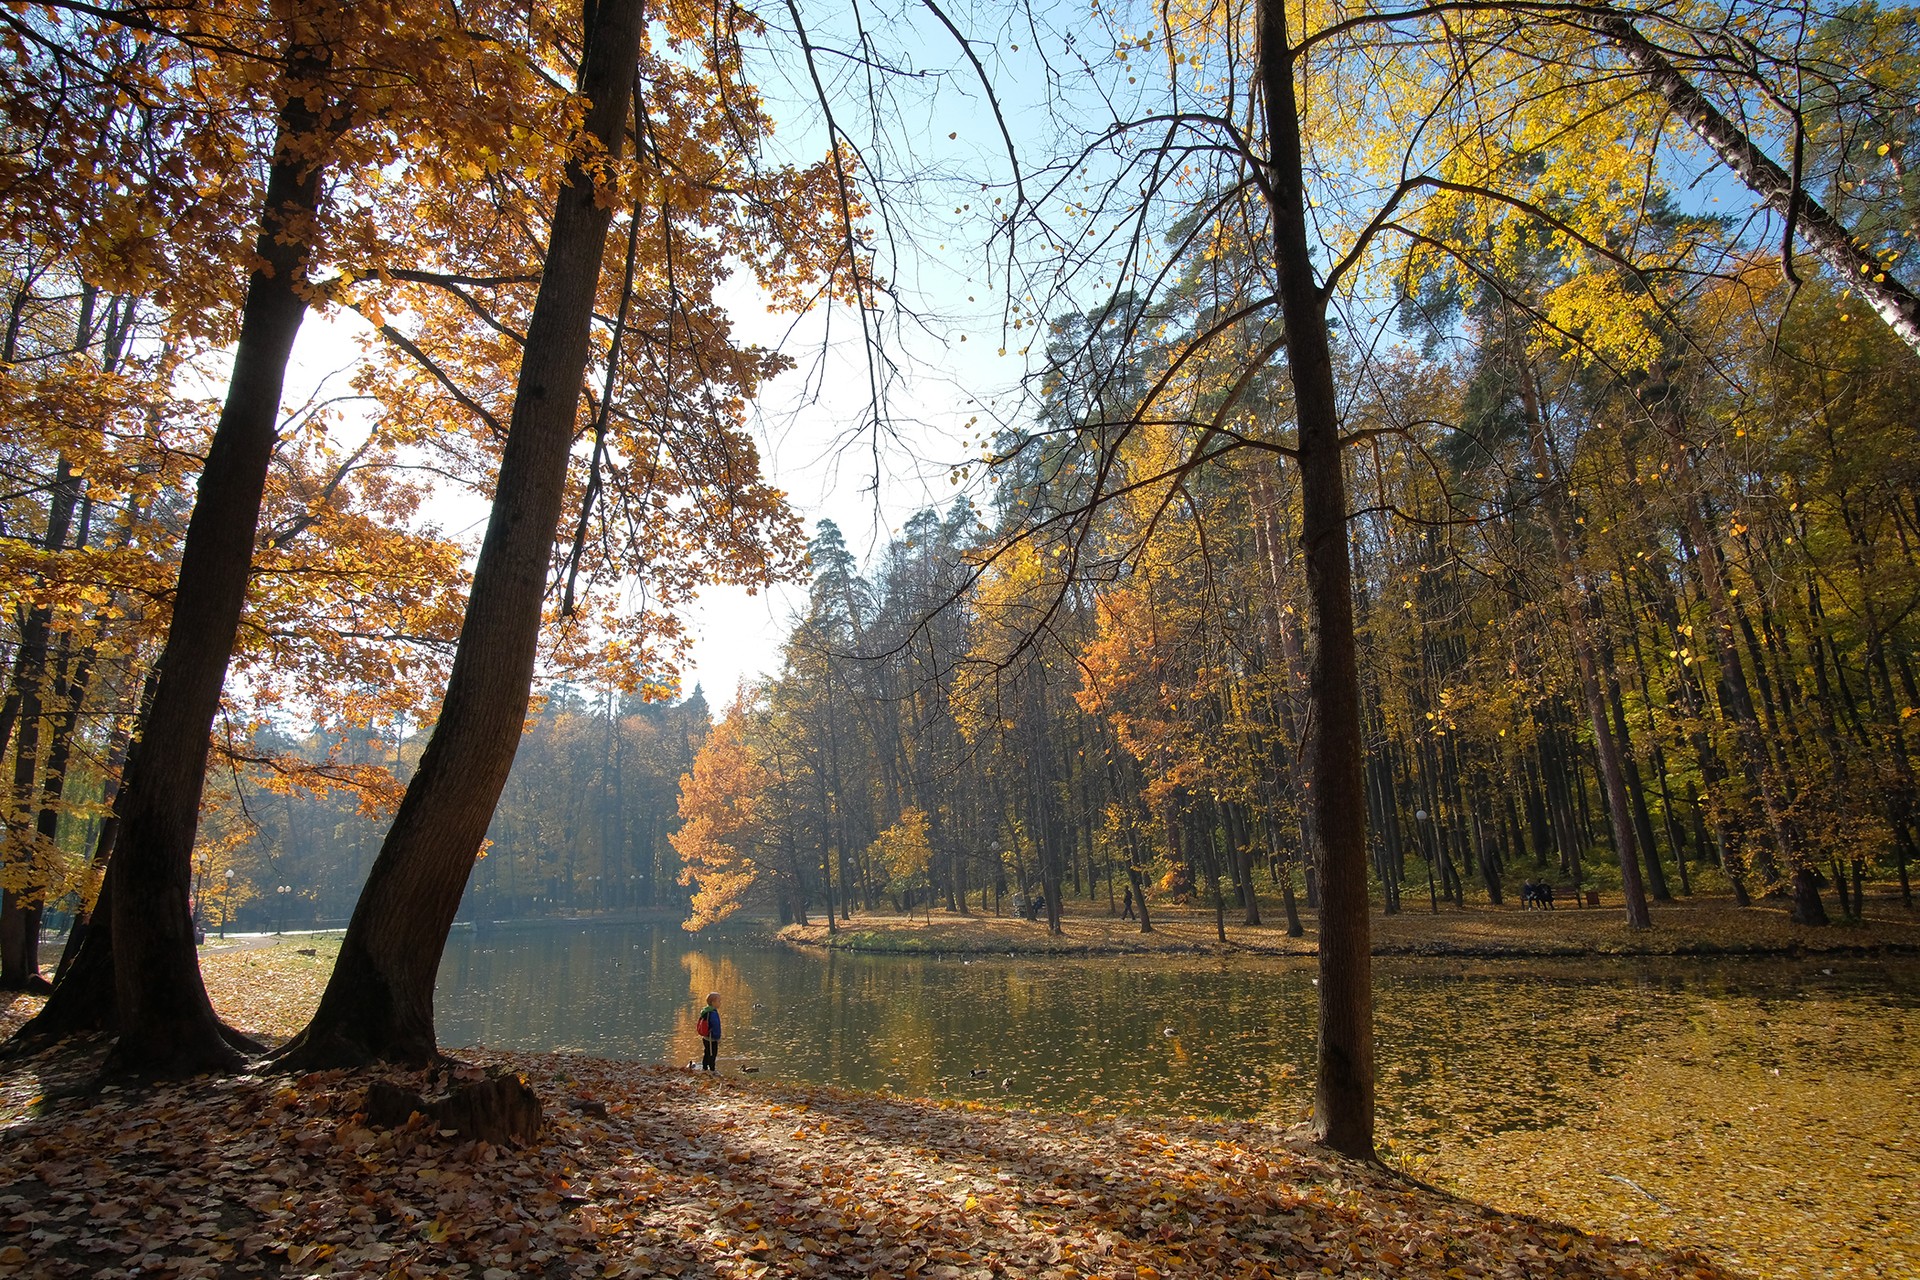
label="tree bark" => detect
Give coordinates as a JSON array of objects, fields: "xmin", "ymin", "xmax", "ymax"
[
  {"xmin": 99, "ymin": 9, "xmax": 343, "ymax": 1076},
  {"xmin": 1257, "ymin": 0, "xmax": 1374, "ymax": 1161},
  {"xmin": 276, "ymin": 0, "xmax": 649, "ymax": 1067},
  {"xmin": 1598, "ymin": 14, "xmax": 1920, "ymax": 356}
]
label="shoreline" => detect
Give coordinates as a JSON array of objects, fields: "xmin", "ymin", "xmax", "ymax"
[
  {"xmin": 773, "ymin": 894, "xmax": 1920, "ymax": 959},
  {"xmin": 779, "ymin": 932, "xmax": 1920, "ymax": 958}
]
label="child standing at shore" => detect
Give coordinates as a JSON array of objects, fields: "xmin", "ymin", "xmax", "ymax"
[{"xmin": 695, "ymin": 992, "xmax": 722, "ymax": 1071}]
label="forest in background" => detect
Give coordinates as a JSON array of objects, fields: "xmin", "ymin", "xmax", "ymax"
[
  {"xmin": 8, "ymin": 1, "xmax": 1920, "ymax": 945},
  {"xmin": 164, "ymin": 688, "xmax": 711, "ymax": 933},
  {"xmin": 676, "ymin": 267, "xmax": 1920, "ymax": 938}
]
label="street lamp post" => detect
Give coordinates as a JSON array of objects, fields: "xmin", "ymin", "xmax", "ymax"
[
  {"xmin": 990, "ymin": 842, "xmax": 1004, "ymax": 916},
  {"xmin": 1414, "ymin": 810, "xmax": 1439, "ymax": 915},
  {"xmin": 221, "ymin": 869, "xmax": 234, "ymax": 938},
  {"xmin": 276, "ymin": 884, "xmax": 291, "ymax": 934}
]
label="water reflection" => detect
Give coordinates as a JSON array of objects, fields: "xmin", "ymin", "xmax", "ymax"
[{"xmin": 435, "ymin": 920, "xmax": 1919, "ymax": 1147}]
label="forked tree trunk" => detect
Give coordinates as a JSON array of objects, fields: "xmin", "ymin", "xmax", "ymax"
[
  {"xmin": 10, "ymin": 645, "xmax": 98, "ymax": 987},
  {"xmin": 3, "ymin": 302, "xmax": 134, "ymax": 993},
  {"xmin": 9, "ymin": 670, "xmax": 154, "ymax": 1048},
  {"xmin": 14, "ymin": 876, "xmax": 119, "ymax": 1047},
  {"xmin": 1256, "ymin": 0, "xmax": 1374, "ymax": 1162},
  {"xmin": 102, "ymin": 21, "xmax": 341, "ymax": 1073},
  {"xmin": 275, "ymin": 0, "xmax": 649, "ymax": 1068}
]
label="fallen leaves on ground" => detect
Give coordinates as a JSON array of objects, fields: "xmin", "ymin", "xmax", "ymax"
[
  {"xmin": 1440, "ymin": 995, "xmax": 1920, "ymax": 1280},
  {"xmin": 0, "ymin": 1044, "xmax": 1740, "ymax": 1280},
  {"xmin": 0, "ymin": 940, "xmax": 1743, "ymax": 1279},
  {"xmin": 29, "ymin": 934, "xmax": 1920, "ymax": 1278}
]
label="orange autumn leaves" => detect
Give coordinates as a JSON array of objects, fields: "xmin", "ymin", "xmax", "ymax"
[
  {"xmin": 3, "ymin": 0, "xmax": 852, "ymax": 913},
  {"xmin": 673, "ymin": 702, "xmax": 777, "ymax": 930}
]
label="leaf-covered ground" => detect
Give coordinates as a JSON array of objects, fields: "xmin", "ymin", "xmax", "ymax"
[
  {"xmin": 0, "ymin": 1050, "xmax": 1735, "ymax": 1280},
  {"xmin": 0, "ymin": 943, "xmax": 1747, "ymax": 1280},
  {"xmin": 781, "ymin": 894, "xmax": 1920, "ymax": 958},
  {"xmin": 1439, "ymin": 993, "xmax": 1920, "ymax": 1280}
]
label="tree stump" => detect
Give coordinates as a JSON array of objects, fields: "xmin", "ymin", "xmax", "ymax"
[{"xmin": 363, "ymin": 1072, "xmax": 542, "ymax": 1145}]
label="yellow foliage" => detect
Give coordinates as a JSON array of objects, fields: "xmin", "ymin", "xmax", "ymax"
[
  {"xmin": 870, "ymin": 807, "xmax": 933, "ymax": 891},
  {"xmin": 672, "ymin": 703, "xmax": 772, "ymax": 930}
]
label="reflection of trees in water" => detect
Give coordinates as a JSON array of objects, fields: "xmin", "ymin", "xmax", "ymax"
[
  {"xmin": 444, "ymin": 931, "xmax": 1915, "ymax": 1169},
  {"xmin": 780, "ymin": 957, "xmax": 949, "ymax": 1092},
  {"xmin": 679, "ymin": 950, "xmax": 753, "ymax": 1048}
]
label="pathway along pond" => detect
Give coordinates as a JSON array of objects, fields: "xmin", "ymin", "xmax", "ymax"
[{"xmin": 436, "ymin": 920, "xmax": 1919, "ymax": 1279}]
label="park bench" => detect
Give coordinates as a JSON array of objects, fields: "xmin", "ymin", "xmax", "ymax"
[{"xmin": 1521, "ymin": 885, "xmax": 1601, "ymax": 908}]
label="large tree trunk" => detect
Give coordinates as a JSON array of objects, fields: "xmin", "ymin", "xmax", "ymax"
[
  {"xmin": 100, "ymin": 10, "xmax": 343, "ymax": 1076},
  {"xmin": 1598, "ymin": 14, "xmax": 1920, "ymax": 356},
  {"xmin": 275, "ymin": 0, "xmax": 648, "ymax": 1068},
  {"xmin": 1257, "ymin": 0, "xmax": 1374, "ymax": 1162}
]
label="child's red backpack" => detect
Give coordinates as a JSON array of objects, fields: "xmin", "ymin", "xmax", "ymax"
[{"xmin": 696, "ymin": 1009, "xmax": 712, "ymax": 1038}]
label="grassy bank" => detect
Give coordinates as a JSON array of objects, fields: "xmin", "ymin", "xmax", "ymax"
[
  {"xmin": 777, "ymin": 893, "xmax": 1920, "ymax": 957},
  {"xmin": 0, "ymin": 950, "xmax": 1733, "ymax": 1280}
]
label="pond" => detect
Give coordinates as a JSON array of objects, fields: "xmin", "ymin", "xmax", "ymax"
[{"xmin": 436, "ymin": 919, "xmax": 1920, "ymax": 1278}]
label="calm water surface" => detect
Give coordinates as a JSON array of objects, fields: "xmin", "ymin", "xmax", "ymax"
[{"xmin": 433, "ymin": 919, "xmax": 1919, "ymax": 1147}]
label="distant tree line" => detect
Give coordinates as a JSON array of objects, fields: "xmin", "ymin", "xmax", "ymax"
[
  {"xmin": 678, "ymin": 272, "xmax": 1920, "ymax": 938},
  {"xmin": 157, "ymin": 687, "xmax": 710, "ymax": 934}
]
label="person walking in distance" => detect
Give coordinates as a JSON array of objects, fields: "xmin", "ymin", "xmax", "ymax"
[{"xmin": 696, "ymin": 992, "xmax": 722, "ymax": 1071}]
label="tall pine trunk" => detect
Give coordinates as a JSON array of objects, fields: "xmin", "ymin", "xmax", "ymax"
[
  {"xmin": 1257, "ymin": 0, "xmax": 1374, "ymax": 1161},
  {"xmin": 276, "ymin": 0, "xmax": 649, "ymax": 1067}
]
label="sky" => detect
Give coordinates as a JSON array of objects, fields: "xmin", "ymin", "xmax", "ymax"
[
  {"xmin": 278, "ymin": 231, "xmax": 1028, "ymax": 714},
  {"xmin": 275, "ymin": 3, "xmax": 1087, "ymax": 712},
  {"xmin": 672, "ymin": 279, "xmax": 983, "ymax": 704}
]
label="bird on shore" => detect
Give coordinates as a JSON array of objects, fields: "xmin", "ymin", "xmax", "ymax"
[{"xmin": 1000, "ymin": 1077, "xmax": 1014, "ymax": 1091}]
